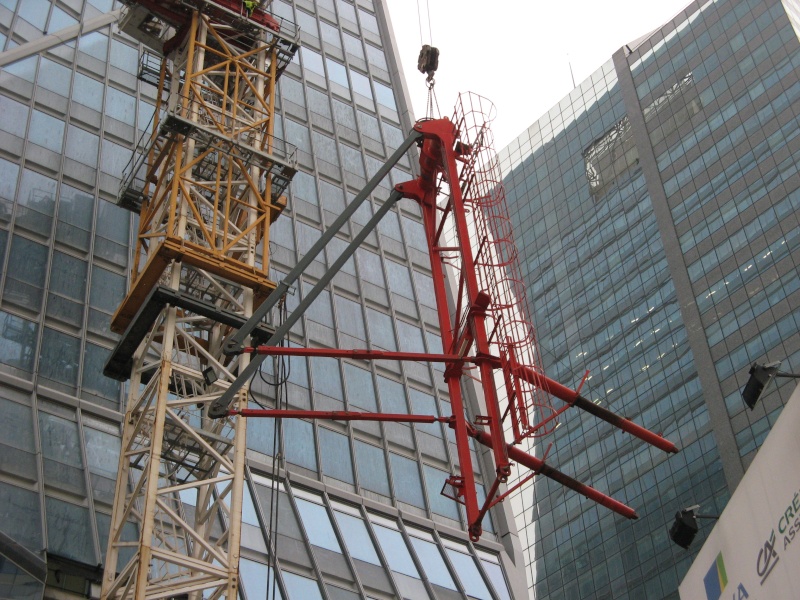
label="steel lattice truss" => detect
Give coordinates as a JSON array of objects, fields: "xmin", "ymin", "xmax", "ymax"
[{"xmin": 101, "ymin": 3, "xmax": 298, "ymax": 598}]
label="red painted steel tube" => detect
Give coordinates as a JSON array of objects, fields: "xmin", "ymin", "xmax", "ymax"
[
  {"xmin": 233, "ymin": 413, "xmax": 639, "ymax": 519},
  {"xmin": 398, "ymin": 127, "xmax": 486, "ymax": 535},
  {"xmin": 515, "ymin": 365, "xmax": 679, "ymax": 454},
  {"xmin": 468, "ymin": 427, "xmax": 639, "ymax": 520},
  {"xmin": 233, "ymin": 409, "xmax": 451, "ymax": 424},
  {"xmin": 247, "ymin": 346, "xmax": 468, "ymax": 363}
]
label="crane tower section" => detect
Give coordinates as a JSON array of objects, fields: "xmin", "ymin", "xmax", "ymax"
[{"xmin": 100, "ymin": 1, "xmax": 298, "ymax": 598}]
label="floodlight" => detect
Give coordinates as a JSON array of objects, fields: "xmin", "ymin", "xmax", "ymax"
[
  {"xmin": 669, "ymin": 509, "xmax": 699, "ymax": 549},
  {"xmin": 668, "ymin": 505, "xmax": 719, "ymax": 549},
  {"xmin": 742, "ymin": 361, "xmax": 800, "ymax": 410},
  {"xmin": 202, "ymin": 366, "xmax": 218, "ymax": 387}
]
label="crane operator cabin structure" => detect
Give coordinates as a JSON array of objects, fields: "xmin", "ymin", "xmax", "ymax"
[{"xmin": 0, "ymin": 1, "xmax": 679, "ymax": 599}]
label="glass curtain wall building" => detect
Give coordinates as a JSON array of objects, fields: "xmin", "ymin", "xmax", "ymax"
[
  {"xmin": 499, "ymin": 0, "xmax": 800, "ymax": 598},
  {"xmin": 0, "ymin": 1, "xmax": 525, "ymax": 598}
]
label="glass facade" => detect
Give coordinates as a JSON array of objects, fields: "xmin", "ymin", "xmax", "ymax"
[
  {"xmin": 499, "ymin": 0, "xmax": 800, "ymax": 598},
  {"xmin": 0, "ymin": 0, "xmax": 523, "ymax": 598}
]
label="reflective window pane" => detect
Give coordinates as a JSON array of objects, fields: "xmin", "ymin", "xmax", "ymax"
[
  {"xmin": 407, "ymin": 533, "xmax": 457, "ymax": 590},
  {"xmin": 389, "ymin": 452, "xmax": 424, "ymax": 508},
  {"xmin": 0, "ymin": 95, "xmax": 28, "ymax": 138},
  {"xmin": 479, "ymin": 556, "xmax": 512, "ymax": 600},
  {"xmin": 350, "ymin": 70, "xmax": 371, "ymax": 99},
  {"xmin": 109, "ymin": 39, "xmax": 138, "ymax": 72},
  {"xmin": 78, "ymin": 31, "xmax": 107, "ymax": 61},
  {"xmin": 301, "ymin": 48, "xmax": 325, "ymax": 76},
  {"xmin": 89, "ymin": 266, "xmax": 125, "ymax": 313},
  {"xmin": 0, "ymin": 157, "xmax": 19, "ymax": 221},
  {"xmin": 47, "ymin": 251, "xmax": 87, "ymax": 326},
  {"xmin": 38, "ymin": 57, "xmax": 72, "ymax": 96},
  {"xmin": 105, "ymin": 87, "xmax": 137, "ymax": 126},
  {"xmin": 28, "ymin": 110, "xmax": 64, "ymax": 152},
  {"xmin": 335, "ymin": 295, "xmax": 366, "ymax": 341},
  {"xmin": 56, "ymin": 185, "xmax": 93, "ymax": 251},
  {"xmin": 18, "ymin": 0, "xmax": 49, "ymax": 29},
  {"xmin": 39, "ymin": 411, "xmax": 85, "ymax": 496},
  {"xmin": 65, "ymin": 125, "xmax": 100, "ymax": 167},
  {"xmin": 0, "ymin": 481, "xmax": 42, "ymax": 551},
  {"xmin": 38, "ymin": 328, "xmax": 80, "ymax": 390},
  {"xmin": 16, "ymin": 169, "xmax": 56, "ymax": 235},
  {"xmin": 343, "ymin": 363, "xmax": 376, "ymax": 411},
  {"xmin": 371, "ymin": 523, "xmax": 419, "ymax": 577},
  {"xmin": 332, "ymin": 509, "xmax": 380, "ymax": 565},
  {"xmin": 423, "ymin": 465, "xmax": 459, "ymax": 520},
  {"xmin": 0, "ymin": 555, "xmax": 43, "ymax": 600},
  {"xmin": 325, "ymin": 59, "xmax": 349, "ymax": 88},
  {"xmin": 100, "ymin": 138, "xmax": 131, "ymax": 177},
  {"xmin": 319, "ymin": 427, "xmax": 354, "ymax": 484},
  {"xmin": 83, "ymin": 424, "xmax": 121, "ymax": 505},
  {"xmin": 72, "ymin": 73, "xmax": 104, "ymax": 111},
  {"xmin": 240, "ymin": 558, "xmax": 282, "ymax": 600},
  {"xmin": 0, "ymin": 398, "xmax": 35, "ymax": 481},
  {"xmin": 82, "ymin": 342, "xmax": 120, "ymax": 405},
  {"xmin": 283, "ymin": 418, "xmax": 317, "ymax": 471},
  {"xmin": 396, "ymin": 320, "xmax": 425, "ymax": 353},
  {"xmin": 311, "ymin": 357, "xmax": 342, "ymax": 400},
  {"xmin": 366, "ymin": 308, "xmax": 396, "ymax": 350},
  {"xmin": 0, "ymin": 311, "xmax": 38, "ymax": 373},
  {"xmin": 281, "ymin": 571, "xmax": 323, "ymax": 600},
  {"xmin": 373, "ymin": 81, "xmax": 395, "ymax": 110},
  {"xmin": 445, "ymin": 546, "xmax": 491, "ymax": 600},
  {"xmin": 45, "ymin": 497, "xmax": 95, "ymax": 564},
  {"xmin": 5, "ymin": 235, "xmax": 47, "ymax": 311},
  {"xmin": 294, "ymin": 496, "xmax": 341, "ymax": 552},
  {"xmin": 354, "ymin": 440, "xmax": 390, "ymax": 496}
]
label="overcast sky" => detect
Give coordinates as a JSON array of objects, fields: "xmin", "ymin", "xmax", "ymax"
[{"xmin": 383, "ymin": 0, "xmax": 695, "ymax": 151}]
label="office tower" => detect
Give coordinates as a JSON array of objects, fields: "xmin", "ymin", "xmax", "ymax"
[
  {"xmin": 499, "ymin": 0, "xmax": 800, "ymax": 597},
  {"xmin": 0, "ymin": 1, "xmax": 525, "ymax": 598}
]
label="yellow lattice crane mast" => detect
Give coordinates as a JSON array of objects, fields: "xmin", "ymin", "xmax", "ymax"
[{"xmin": 100, "ymin": 2, "xmax": 298, "ymax": 598}]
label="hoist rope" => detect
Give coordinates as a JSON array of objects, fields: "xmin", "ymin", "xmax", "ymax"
[
  {"xmin": 415, "ymin": 0, "xmax": 424, "ymax": 47},
  {"xmin": 425, "ymin": 0, "xmax": 433, "ymax": 46}
]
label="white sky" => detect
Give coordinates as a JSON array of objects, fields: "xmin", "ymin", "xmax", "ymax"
[{"xmin": 384, "ymin": 0, "xmax": 695, "ymax": 151}]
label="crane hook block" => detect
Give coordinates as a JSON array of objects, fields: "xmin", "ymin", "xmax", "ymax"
[{"xmin": 417, "ymin": 45, "xmax": 439, "ymax": 81}]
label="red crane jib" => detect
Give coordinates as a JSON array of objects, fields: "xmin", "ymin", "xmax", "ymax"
[{"xmin": 234, "ymin": 112, "xmax": 679, "ymax": 541}]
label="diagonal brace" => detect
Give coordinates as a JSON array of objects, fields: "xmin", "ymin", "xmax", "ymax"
[{"xmin": 209, "ymin": 189, "xmax": 406, "ymax": 417}]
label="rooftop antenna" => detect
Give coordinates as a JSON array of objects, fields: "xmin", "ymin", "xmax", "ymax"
[{"xmin": 568, "ymin": 54, "xmax": 576, "ymax": 88}]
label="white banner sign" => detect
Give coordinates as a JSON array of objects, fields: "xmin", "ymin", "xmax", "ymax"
[{"xmin": 679, "ymin": 384, "xmax": 800, "ymax": 599}]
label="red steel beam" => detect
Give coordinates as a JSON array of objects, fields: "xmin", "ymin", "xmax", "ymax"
[
  {"xmin": 247, "ymin": 346, "xmax": 468, "ymax": 363},
  {"xmin": 412, "ymin": 118, "xmax": 513, "ymax": 483},
  {"xmin": 232, "ymin": 409, "xmax": 451, "ymax": 424},
  {"xmin": 396, "ymin": 132, "xmax": 487, "ymax": 538},
  {"xmin": 232, "ymin": 407, "xmax": 639, "ymax": 521},
  {"xmin": 249, "ymin": 345, "xmax": 679, "ymax": 454},
  {"xmin": 515, "ymin": 365, "xmax": 679, "ymax": 454},
  {"xmin": 468, "ymin": 427, "xmax": 639, "ymax": 520}
]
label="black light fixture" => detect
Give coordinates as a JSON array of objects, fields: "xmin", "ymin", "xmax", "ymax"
[
  {"xmin": 202, "ymin": 366, "xmax": 218, "ymax": 387},
  {"xmin": 668, "ymin": 505, "xmax": 719, "ymax": 549},
  {"xmin": 742, "ymin": 361, "xmax": 800, "ymax": 410}
]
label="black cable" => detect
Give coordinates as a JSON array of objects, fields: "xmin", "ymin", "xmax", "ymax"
[{"xmin": 265, "ymin": 299, "xmax": 289, "ymax": 600}]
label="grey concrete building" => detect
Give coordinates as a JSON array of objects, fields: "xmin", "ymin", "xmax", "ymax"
[
  {"xmin": 499, "ymin": 0, "xmax": 800, "ymax": 597},
  {"xmin": 0, "ymin": 1, "xmax": 526, "ymax": 598}
]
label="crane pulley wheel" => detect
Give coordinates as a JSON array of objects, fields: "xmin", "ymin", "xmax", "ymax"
[{"xmin": 417, "ymin": 44, "xmax": 439, "ymax": 82}]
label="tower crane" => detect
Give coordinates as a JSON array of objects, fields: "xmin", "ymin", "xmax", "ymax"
[{"xmin": 1, "ymin": 3, "xmax": 680, "ymax": 597}]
